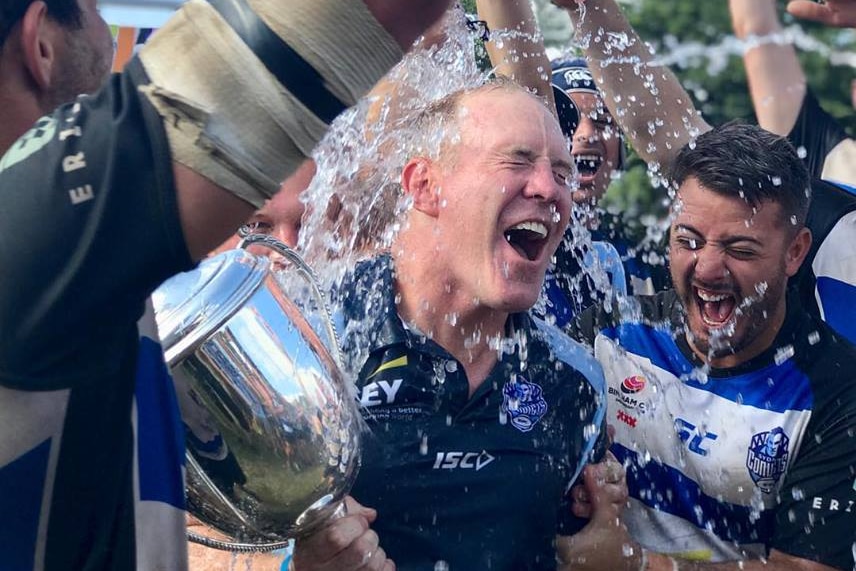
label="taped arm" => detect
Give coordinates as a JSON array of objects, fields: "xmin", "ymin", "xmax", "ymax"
[
  {"xmin": 140, "ymin": 0, "xmax": 450, "ymax": 260},
  {"xmin": 555, "ymin": 0, "xmax": 710, "ymax": 171},
  {"xmin": 730, "ymin": 0, "xmax": 806, "ymax": 137},
  {"xmin": 477, "ymin": 0, "xmax": 555, "ymax": 108}
]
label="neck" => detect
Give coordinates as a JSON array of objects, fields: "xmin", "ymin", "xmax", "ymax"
[{"xmin": 393, "ymin": 253, "xmax": 507, "ymax": 392}]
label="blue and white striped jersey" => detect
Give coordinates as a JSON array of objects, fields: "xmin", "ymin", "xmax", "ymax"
[{"xmin": 574, "ymin": 291, "xmax": 856, "ymax": 570}]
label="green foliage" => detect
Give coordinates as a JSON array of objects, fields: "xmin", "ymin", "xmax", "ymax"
[{"xmin": 533, "ymin": 0, "xmax": 855, "ymax": 217}]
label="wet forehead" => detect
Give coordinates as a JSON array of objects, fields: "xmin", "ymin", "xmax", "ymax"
[
  {"xmin": 458, "ymin": 89, "xmax": 569, "ymax": 159},
  {"xmin": 672, "ymin": 179, "xmax": 785, "ymax": 239},
  {"xmin": 570, "ymin": 91, "xmax": 611, "ymax": 120}
]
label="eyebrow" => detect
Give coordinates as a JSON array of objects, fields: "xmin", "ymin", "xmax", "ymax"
[{"xmin": 674, "ymin": 224, "xmax": 764, "ymax": 246}]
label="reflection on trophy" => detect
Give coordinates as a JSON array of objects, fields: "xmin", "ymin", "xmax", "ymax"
[{"xmin": 152, "ymin": 235, "xmax": 359, "ymax": 551}]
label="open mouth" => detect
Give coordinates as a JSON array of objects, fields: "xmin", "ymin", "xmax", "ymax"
[
  {"xmin": 504, "ymin": 221, "xmax": 548, "ymax": 262},
  {"xmin": 695, "ymin": 287, "xmax": 737, "ymax": 327},
  {"xmin": 574, "ymin": 154, "xmax": 603, "ymax": 178}
]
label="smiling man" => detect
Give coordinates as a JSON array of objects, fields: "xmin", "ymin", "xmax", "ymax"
[
  {"xmin": 544, "ymin": 59, "xmax": 668, "ymax": 328},
  {"xmin": 291, "ymin": 79, "xmax": 608, "ymax": 571},
  {"xmin": 568, "ymin": 122, "xmax": 856, "ymax": 571}
]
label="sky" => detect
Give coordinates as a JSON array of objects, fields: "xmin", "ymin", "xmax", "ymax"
[{"xmin": 101, "ymin": 1, "xmax": 181, "ymax": 28}]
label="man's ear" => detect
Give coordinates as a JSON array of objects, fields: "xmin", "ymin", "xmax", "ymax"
[
  {"xmin": 785, "ymin": 226, "xmax": 812, "ymax": 277},
  {"xmin": 19, "ymin": 1, "xmax": 56, "ymax": 92},
  {"xmin": 401, "ymin": 157, "xmax": 440, "ymax": 217}
]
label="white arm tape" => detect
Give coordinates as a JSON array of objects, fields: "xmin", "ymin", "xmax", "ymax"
[{"xmin": 138, "ymin": 0, "xmax": 402, "ymax": 208}]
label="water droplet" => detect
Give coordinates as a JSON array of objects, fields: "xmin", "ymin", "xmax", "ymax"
[{"xmin": 807, "ymin": 331, "xmax": 820, "ymax": 345}]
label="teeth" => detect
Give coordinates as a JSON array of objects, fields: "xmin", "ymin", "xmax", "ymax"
[
  {"xmin": 508, "ymin": 221, "xmax": 547, "ymax": 239},
  {"xmin": 575, "ymin": 154, "xmax": 601, "ymax": 163},
  {"xmin": 697, "ymin": 289, "xmax": 729, "ymax": 302}
]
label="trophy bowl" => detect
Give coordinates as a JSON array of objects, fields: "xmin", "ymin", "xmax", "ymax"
[{"xmin": 152, "ymin": 237, "xmax": 360, "ymax": 550}]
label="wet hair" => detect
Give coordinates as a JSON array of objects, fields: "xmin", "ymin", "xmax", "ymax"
[
  {"xmin": 1, "ymin": 0, "xmax": 83, "ymax": 48},
  {"xmin": 407, "ymin": 76, "xmax": 538, "ymax": 162},
  {"xmin": 669, "ymin": 121, "xmax": 811, "ymax": 227}
]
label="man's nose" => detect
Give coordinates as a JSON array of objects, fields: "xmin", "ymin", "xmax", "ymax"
[
  {"xmin": 573, "ymin": 118, "xmax": 600, "ymax": 145},
  {"xmin": 525, "ymin": 161, "xmax": 564, "ymax": 203},
  {"xmin": 693, "ymin": 246, "xmax": 729, "ymax": 282}
]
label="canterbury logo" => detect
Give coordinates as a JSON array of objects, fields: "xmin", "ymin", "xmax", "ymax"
[{"xmin": 433, "ymin": 451, "xmax": 495, "ymax": 471}]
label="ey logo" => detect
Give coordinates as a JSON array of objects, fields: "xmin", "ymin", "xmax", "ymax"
[
  {"xmin": 674, "ymin": 418, "xmax": 718, "ymax": 456},
  {"xmin": 433, "ymin": 451, "xmax": 495, "ymax": 471},
  {"xmin": 359, "ymin": 379, "xmax": 402, "ymax": 407}
]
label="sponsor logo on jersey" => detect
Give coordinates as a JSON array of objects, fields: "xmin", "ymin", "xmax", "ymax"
[
  {"xmin": 433, "ymin": 450, "xmax": 495, "ymax": 471},
  {"xmin": 620, "ymin": 375, "xmax": 646, "ymax": 394},
  {"xmin": 674, "ymin": 418, "xmax": 718, "ymax": 456},
  {"xmin": 746, "ymin": 427, "xmax": 790, "ymax": 493},
  {"xmin": 616, "ymin": 409, "xmax": 637, "ymax": 428},
  {"xmin": 608, "ymin": 386, "xmax": 648, "ymax": 413},
  {"xmin": 501, "ymin": 375, "xmax": 548, "ymax": 432},
  {"xmin": 359, "ymin": 378, "xmax": 403, "ymax": 407}
]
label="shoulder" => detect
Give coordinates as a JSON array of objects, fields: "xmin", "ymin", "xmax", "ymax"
[{"xmin": 530, "ymin": 315, "xmax": 605, "ymax": 394}]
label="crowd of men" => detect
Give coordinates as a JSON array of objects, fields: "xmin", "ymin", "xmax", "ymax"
[{"xmin": 0, "ymin": 0, "xmax": 855, "ymax": 570}]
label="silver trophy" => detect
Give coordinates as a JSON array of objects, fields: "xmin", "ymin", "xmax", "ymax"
[{"xmin": 152, "ymin": 235, "xmax": 359, "ymax": 551}]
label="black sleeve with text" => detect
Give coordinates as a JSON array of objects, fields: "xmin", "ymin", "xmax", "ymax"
[{"xmin": 0, "ymin": 58, "xmax": 192, "ymax": 390}]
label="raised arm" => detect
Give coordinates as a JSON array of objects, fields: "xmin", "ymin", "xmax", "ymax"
[
  {"xmin": 551, "ymin": 0, "xmax": 710, "ymax": 170},
  {"xmin": 477, "ymin": 0, "xmax": 555, "ymax": 107},
  {"xmin": 787, "ymin": 0, "xmax": 856, "ymax": 28},
  {"xmin": 730, "ymin": 0, "xmax": 806, "ymax": 136}
]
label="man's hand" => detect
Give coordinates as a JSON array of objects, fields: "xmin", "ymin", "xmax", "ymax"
[
  {"xmin": 292, "ymin": 497, "xmax": 395, "ymax": 571},
  {"xmin": 558, "ymin": 453, "xmax": 640, "ymax": 571},
  {"xmin": 787, "ymin": 0, "xmax": 856, "ymax": 28},
  {"xmin": 569, "ymin": 451, "xmax": 626, "ymax": 519}
]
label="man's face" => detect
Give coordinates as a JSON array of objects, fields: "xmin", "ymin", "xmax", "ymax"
[
  {"xmin": 425, "ymin": 88, "xmax": 574, "ymax": 312},
  {"xmin": 48, "ymin": 0, "xmax": 113, "ymax": 107},
  {"xmin": 568, "ymin": 91, "xmax": 622, "ymax": 206},
  {"xmin": 211, "ymin": 159, "xmax": 315, "ymax": 258},
  {"xmin": 669, "ymin": 177, "xmax": 808, "ymax": 366}
]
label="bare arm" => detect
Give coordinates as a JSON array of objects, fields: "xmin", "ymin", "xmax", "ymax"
[
  {"xmin": 477, "ymin": 0, "xmax": 555, "ymax": 108},
  {"xmin": 730, "ymin": 0, "xmax": 806, "ymax": 136},
  {"xmin": 552, "ymin": 0, "xmax": 710, "ymax": 170}
]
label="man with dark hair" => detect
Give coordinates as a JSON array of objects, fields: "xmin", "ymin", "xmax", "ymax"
[
  {"xmin": 551, "ymin": 0, "xmax": 856, "ymax": 346},
  {"xmin": 0, "ymin": 0, "xmax": 112, "ymax": 151},
  {"xmin": 563, "ymin": 122, "xmax": 856, "ymax": 571},
  {"xmin": 291, "ymin": 80, "xmax": 610, "ymax": 571},
  {"xmin": 0, "ymin": 0, "xmax": 453, "ymax": 569}
]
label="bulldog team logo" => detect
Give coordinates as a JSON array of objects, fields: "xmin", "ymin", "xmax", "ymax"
[
  {"xmin": 621, "ymin": 375, "xmax": 646, "ymax": 394},
  {"xmin": 501, "ymin": 375, "xmax": 548, "ymax": 433},
  {"xmin": 746, "ymin": 427, "xmax": 790, "ymax": 493}
]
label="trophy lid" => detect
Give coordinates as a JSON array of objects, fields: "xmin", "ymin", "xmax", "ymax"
[{"xmin": 152, "ymin": 249, "xmax": 269, "ymax": 366}]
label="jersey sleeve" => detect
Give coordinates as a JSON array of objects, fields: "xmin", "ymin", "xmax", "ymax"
[
  {"xmin": 788, "ymin": 89, "xmax": 849, "ymax": 180},
  {"xmin": 769, "ymin": 350, "xmax": 856, "ymax": 570},
  {"xmin": 811, "ymin": 209, "xmax": 856, "ymax": 345},
  {"xmin": 0, "ymin": 59, "xmax": 193, "ymax": 390}
]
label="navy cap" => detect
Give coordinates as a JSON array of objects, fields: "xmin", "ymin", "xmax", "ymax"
[{"xmin": 550, "ymin": 57, "xmax": 598, "ymax": 94}]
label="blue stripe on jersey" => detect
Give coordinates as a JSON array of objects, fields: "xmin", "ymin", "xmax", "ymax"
[
  {"xmin": 600, "ymin": 324, "xmax": 814, "ymax": 413},
  {"xmin": 816, "ymin": 276, "xmax": 856, "ymax": 345},
  {"xmin": 828, "ymin": 181, "xmax": 856, "ymax": 196},
  {"xmin": 136, "ymin": 336, "xmax": 185, "ymax": 508},
  {"xmin": 613, "ymin": 443, "xmax": 775, "ymax": 545},
  {"xmin": 0, "ymin": 437, "xmax": 50, "ymax": 570}
]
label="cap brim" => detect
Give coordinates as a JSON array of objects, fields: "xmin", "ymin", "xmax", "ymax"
[{"xmin": 552, "ymin": 84, "xmax": 579, "ymax": 139}]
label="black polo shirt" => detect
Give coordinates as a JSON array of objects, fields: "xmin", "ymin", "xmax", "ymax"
[{"xmin": 338, "ymin": 256, "xmax": 607, "ymax": 571}]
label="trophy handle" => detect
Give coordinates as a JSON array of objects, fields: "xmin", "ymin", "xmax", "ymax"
[{"xmin": 238, "ymin": 234, "xmax": 344, "ymax": 370}]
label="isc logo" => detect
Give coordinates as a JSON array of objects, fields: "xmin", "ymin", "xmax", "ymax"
[{"xmin": 433, "ymin": 451, "xmax": 495, "ymax": 471}]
